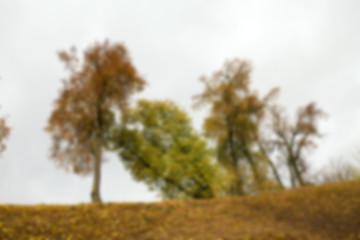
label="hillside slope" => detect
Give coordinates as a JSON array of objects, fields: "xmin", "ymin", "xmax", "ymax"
[{"xmin": 1, "ymin": 181, "xmax": 359, "ymax": 240}]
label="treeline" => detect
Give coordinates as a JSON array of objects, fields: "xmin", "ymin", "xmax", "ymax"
[{"xmin": 1, "ymin": 40, "xmax": 359, "ymax": 203}]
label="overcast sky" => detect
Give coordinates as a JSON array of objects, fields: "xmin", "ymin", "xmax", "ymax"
[{"xmin": 0, "ymin": 0, "xmax": 360, "ymax": 204}]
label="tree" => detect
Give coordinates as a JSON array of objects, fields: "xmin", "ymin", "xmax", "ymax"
[
  {"xmin": 0, "ymin": 79, "xmax": 10, "ymax": 155},
  {"xmin": 0, "ymin": 114, "xmax": 10, "ymax": 156},
  {"xmin": 316, "ymin": 158, "xmax": 360, "ymax": 184},
  {"xmin": 269, "ymin": 102, "xmax": 326, "ymax": 187},
  {"xmin": 111, "ymin": 99, "xmax": 230, "ymax": 199},
  {"xmin": 194, "ymin": 59, "xmax": 327, "ymax": 193},
  {"xmin": 46, "ymin": 41, "xmax": 146, "ymax": 203},
  {"xmin": 194, "ymin": 59, "xmax": 280, "ymax": 195}
]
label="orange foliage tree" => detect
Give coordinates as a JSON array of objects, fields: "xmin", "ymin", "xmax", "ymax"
[
  {"xmin": 46, "ymin": 41, "xmax": 146, "ymax": 202},
  {"xmin": 194, "ymin": 59, "xmax": 281, "ymax": 195},
  {"xmin": 0, "ymin": 113, "xmax": 10, "ymax": 156},
  {"xmin": 194, "ymin": 58, "xmax": 327, "ymax": 193},
  {"xmin": 268, "ymin": 102, "xmax": 327, "ymax": 187}
]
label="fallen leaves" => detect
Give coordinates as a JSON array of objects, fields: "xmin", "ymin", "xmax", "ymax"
[{"xmin": 0, "ymin": 181, "xmax": 359, "ymax": 240}]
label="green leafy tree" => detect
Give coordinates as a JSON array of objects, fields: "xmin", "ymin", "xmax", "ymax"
[
  {"xmin": 46, "ymin": 41, "xmax": 146, "ymax": 202},
  {"xmin": 111, "ymin": 99, "xmax": 230, "ymax": 199}
]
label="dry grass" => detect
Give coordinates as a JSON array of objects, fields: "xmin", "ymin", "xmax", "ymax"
[{"xmin": 1, "ymin": 181, "xmax": 360, "ymax": 240}]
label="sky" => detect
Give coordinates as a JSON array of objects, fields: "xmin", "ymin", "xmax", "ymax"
[{"xmin": 0, "ymin": 0, "xmax": 360, "ymax": 204}]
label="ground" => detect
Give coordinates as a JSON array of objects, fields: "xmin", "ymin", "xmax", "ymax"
[{"xmin": 0, "ymin": 181, "xmax": 359, "ymax": 240}]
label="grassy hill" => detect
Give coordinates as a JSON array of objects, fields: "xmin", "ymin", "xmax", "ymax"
[{"xmin": 0, "ymin": 181, "xmax": 359, "ymax": 240}]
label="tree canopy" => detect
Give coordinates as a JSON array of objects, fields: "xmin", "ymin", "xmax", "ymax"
[
  {"xmin": 267, "ymin": 102, "xmax": 327, "ymax": 187},
  {"xmin": 194, "ymin": 59, "xmax": 280, "ymax": 194},
  {"xmin": 0, "ymin": 114, "xmax": 10, "ymax": 156},
  {"xmin": 44, "ymin": 41, "xmax": 328, "ymax": 201},
  {"xmin": 46, "ymin": 41, "xmax": 146, "ymax": 202},
  {"xmin": 194, "ymin": 59, "xmax": 327, "ymax": 193},
  {"xmin": 111, "ymin": 99, "xmax": 230, "ymax": 199}
]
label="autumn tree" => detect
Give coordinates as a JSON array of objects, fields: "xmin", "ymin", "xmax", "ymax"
[
  {"xmin": 0, "ymin": 114, "xmax": 10, "ymax": 156},
  {"xmin": 316, "ymin": 158, "xmax": 360, "ymax": 184},
  {"xmin": 46, "ymin": 41, "xmax": 146, "ymax": 203},
  {"xmin": 268, "ymin": 103, "xmax": 327, "ymax": 187},
  {"xmin": 194, "ymin": 59, "xmax": 281, "ymax": 195},
  {"xmin": 111, "ymin": 100, "xmax": 230, "ymax": 199},
  {"xmin": 0, "ymin": 79, "xmax": 10, "ymax": 155}
]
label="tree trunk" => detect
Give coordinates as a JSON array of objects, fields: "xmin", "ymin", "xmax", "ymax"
[
  {"xmin": 289, "ymin": 161, "xmax": 296, "ymax": 188},
  {"xmin": 91, "ymin": 101, "xmax": 104, "ymax": 203},
  {"xmin": 227, "ymin": 128, "xmax": 244, "ymax": 196},
  {"xmin": 257, "ymin": 142, "xmax": 284, "ymax": 189},
  {"xmin": 241, "ymin": 144, "xmax": 263, "ymax": 191},
  {"xmin": 232, "ymin": 162, "xmax": 245, "ymax": 196},
  {"xmin": 267, "ymin": 158, "xmax": 284, "ymax": 189},
  {"xmin": 91, "ymin": 143, "xmax": 102, "ymax": 203},
  {"xmin": 292, "ymin": 160, "xmax": 305, "ymax": 186}
]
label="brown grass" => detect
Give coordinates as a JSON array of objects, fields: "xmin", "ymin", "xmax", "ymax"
[{"xmin": 1, "ymin": 181, "xmax": 360, "ymax": 240}]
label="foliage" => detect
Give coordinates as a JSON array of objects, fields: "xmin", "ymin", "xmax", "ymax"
[
  {"xmin": 111, "ymin": 99, "xmax": 230, "ymax": 199},
  {"xmin": 267, "ymin": 102, "xmax": 327, "ymax": 187},
  {"xmin": 194, "ymin": 58, "xmax": 327, "ymax": 193},
  {"xmin": 1, "ymin": 181, "xmax": 359, "ymax": 239},
  {"xmin": 194, "ymin": 59, "xmax": 282, "ymax": 195},
  {"xmin": 46, "ymin": 40, "xmax": 146, "ymax": 202},
  {"xmin": 0, "ymin": 116, "xmax": 10, "ymax": 156}
]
